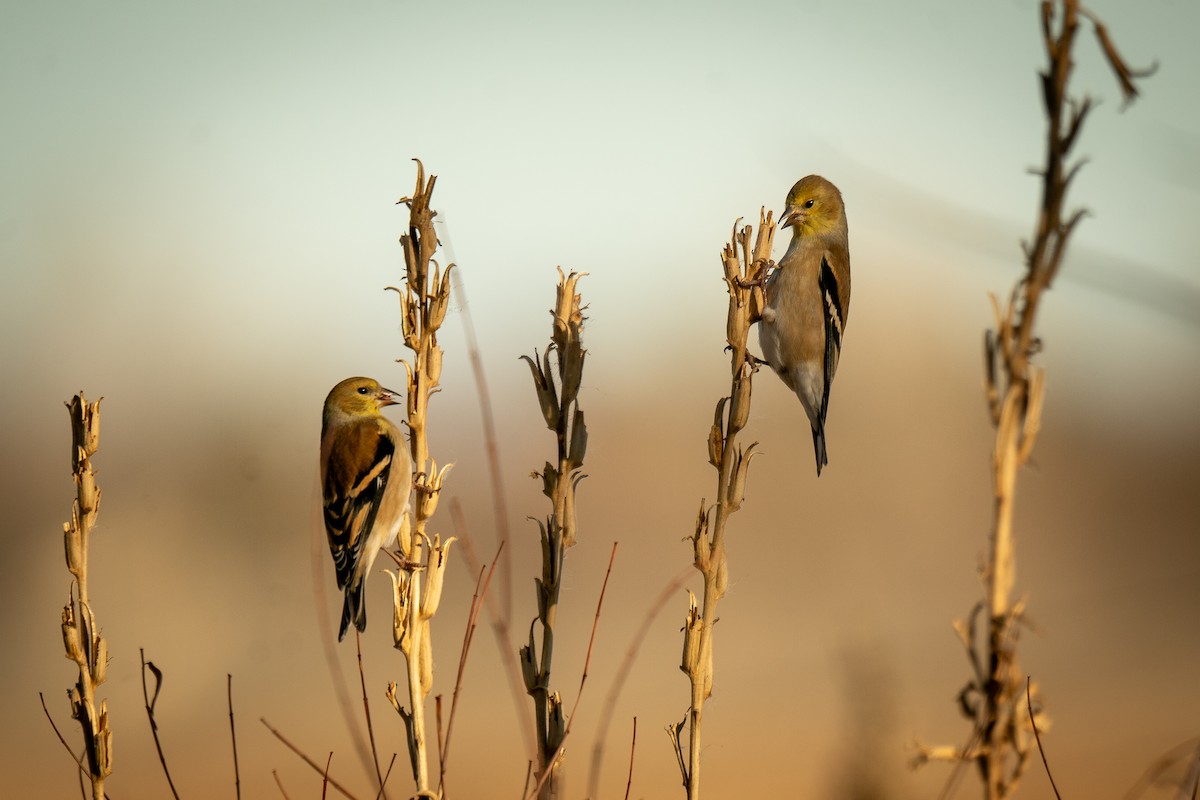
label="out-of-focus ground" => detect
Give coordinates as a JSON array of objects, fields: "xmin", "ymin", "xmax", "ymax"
[{"xmin": 3, "ymin": 2, "xmax": 1198, "ymax": 798}]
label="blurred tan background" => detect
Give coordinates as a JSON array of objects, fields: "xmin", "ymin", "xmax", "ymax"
[{"xmin": 3, "ymin": 1, "xmax": 1199, "ymax": 797}]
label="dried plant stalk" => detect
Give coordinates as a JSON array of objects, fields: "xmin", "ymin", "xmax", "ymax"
[
  {"xmin": 669, "ymin": 211, "xmax": 773, "ymax": 799},
  {"xmin": 384, "ymin": 159, "xmax": 457, "ymax": 797},
  {"xmin": 915, "ymin": 3, "xmax": 1153, "ymax": 797},
  {"xmin": 61, "ymin": 393, "xmax": 113, "ymax": 800},
  {"xmin": 519, "ymin": 267, "xmax": 589, "ymax": 799}
]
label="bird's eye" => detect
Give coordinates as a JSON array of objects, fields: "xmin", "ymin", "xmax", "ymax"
[
  {"xmin": 803, "ymin": 199, "xmax": 815, "ymax": 209},
  {"xmin": 357, "ymin": 387, "xmax": 370, "ymax": 395}
]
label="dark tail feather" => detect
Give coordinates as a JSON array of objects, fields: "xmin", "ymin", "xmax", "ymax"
[
  {"xmin": 338, "ymin": 581, "xmax": 368, "ymax": 641},
  {"xmin": 812, "ymin": 424, "xmax": 829, "ymax": 477}
]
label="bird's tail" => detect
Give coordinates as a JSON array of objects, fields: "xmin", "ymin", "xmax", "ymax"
[
  {"xmin": 338, "ymin": 580, "xmax": 368, "ymax": 641},
  {"xmin": 811, "ymin": 423, "xmax": 829, "ymax": 477}
]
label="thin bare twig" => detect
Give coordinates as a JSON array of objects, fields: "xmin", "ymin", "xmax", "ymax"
[
  {"xmin": 139, "ymin": 651, "xmax": 180, "ymax": 800},
  {"xmin": 439, "ymin": 544, "xmax": 503, "ymax": 792},
  {"xmin": 527, "ymin": 542, "xmax": 619, "ymax": 800},
  {"xmin": 354, "ymin": 630, "xmax": 387, "ymax": 798},
  {"xmin": 228, "ymin": 674, "xmax": 241, "ymax": 800},
  {"xmin": 586, "ymin": 566, "xmax": 691, "ymax": 798},
  {"xmin": 40, "ymin": 692, "xmax": 108, "ymax": 800},
  {"xmin": 521, "ymin": 761, "xmax": 534, "ymax": 799},
  {"xmin": 435, "ymin": 696, "xmax": 445, "ymax": 788},
  {"xmin": 272, "ymin": 770, "xmax": 292, "ymax": 800},
  {"xmin": 623, "ymin": 718, "xmax": 637, "ymax": 800},
  {"xmin": 1027, "ymin": 677, "xmax": 1061, "ymax": 799},
  {"xmin": 260, "ymin": 718, "xmax": 360, "ymax": 800},
  {"xmin": 374, "ymin": 755, "xmax": 399, "ymax": 800},
  {"xmin": 454, "ymin": 507, "xmax": 537, "ymax": 757},
  {"xmin": 323, "ymin": 752, "xmax": 334, "ymax": 800}
]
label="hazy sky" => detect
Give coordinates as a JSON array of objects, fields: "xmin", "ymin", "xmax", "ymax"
[{"xmin": 3, "ymin": 2, "xmax": 1198, "ymax": 798}]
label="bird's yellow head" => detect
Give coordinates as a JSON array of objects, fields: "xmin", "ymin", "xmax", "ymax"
[
  {"xmin": 780, "ymin": 175, "xmax": 846, "ymax": 238},
  {"xmin": 323, "ymin": 377, "xmax": 402, "ymax": 423}
]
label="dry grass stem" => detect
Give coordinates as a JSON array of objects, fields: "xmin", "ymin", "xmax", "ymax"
[
  {"xmin": 1027, "ymin": 676, "xmax": 1062, "ymax": 799},
  {"xmin": 384, "ymin": 159, "xmax": 458, "ymax": 797},
  {"xmin": 670, "ymin": 210, "xmax": 774, "ymax": 800},
  {"xmin": 354, "ymin": 630, "xmax": 387, "ymax": 798},
  {"xmin": 260, "ymin": 717, "xmax": 360, "ymax": 800},
  {"xmin": 917, "ymin": 3, "xmax": 1153, "ymax": 798},
  {"xmin": 228, "ymin": 674, "xmax": 242, "ymax": 800},
  {"xmin": 60, "ymin": 393, "xmax": 113, "ymax": 800},
  {"xmin": 437, "ymin": 543, "xmax": 503, "ymax": 795},
  {"xmin": 452, "ymin": 504, "xmax": 538, "ymax": 756},
  {"xmin": 586, "ymin": 566, "xmax": 691, "ymax": 798},
  {"xmin": 139, "ymin": 652, "xmax": 181, "ymax": 800},
  {"xmin": 623, "ymin": 718, "xmax": 637, "ymax": 800},
  {"xmin": 526, "ymin": 543, "xmax": 619, "ymax": 800},
  {"xmin": 519, "ymin": 267, "xmax": 590, "ymax": 798},
  {"xmin": 40, "ymin": 691, "xmax": 105, "ymax": 798},
  {"xmin": 374, "ymin": 754, "xmax": 399, "ymax": 800},
  {"xmin": 272, "ymin": 769, "xmax": 293, "ymax": 800}
]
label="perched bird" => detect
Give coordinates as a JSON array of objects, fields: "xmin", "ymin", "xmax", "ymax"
[
  {"xmin": 758, "ymin": 175, "xmax": 851, "ymax": 476},
  {"xmin": 320, "ymin": 377, "xmax": 412, "ymax": 640}
]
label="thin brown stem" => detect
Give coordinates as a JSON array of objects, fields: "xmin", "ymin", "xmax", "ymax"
[
  {"xmin": 623, "ymin": 718, "xmax": 637, "ymax": 800},
  {"xmin": 440, "ymin": 545, "xmax": 503, "ymax": 792},
  {"xmin": 354, "ymin": 630, "xmax": 386, "ymax": 798},
  {"xmin": 260, "ymin": 718, "xmax": 360, "ymax": 800},
  {"xmin": 1026, "ymin": 677, "xmax": 1061, "ymax": 799},
  {"xmin": 586, "ymin": 567, "xmax": 691, "ymax": 798},
  {"xmin": 453, "ymin": 506, "xmax": 537, "ymax": 756},
  {"xmin": 374, "ymin": 755, "xmax": 398, "ymax": 800},
  {"xmin": 40, "ymin": 692, "xmax": 108, "ymax": 800},
  {"xmin": 228, "ymin": 674, "xmax": 241, "ymax": 800},
  {"xmin": 527, "ymin": 543, "xmax": 619, "ymax": 800},
  {"xmin": 139, "ymin": 652, "xmax": 180, "ymax": 800},
  {"xmin": 271, "ymin": 770, "xmax": 292, "ymax": 800}
]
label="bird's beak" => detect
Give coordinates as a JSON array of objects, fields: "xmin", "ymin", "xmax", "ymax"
[
  {"xmin": 779, "ymin": 205, "xmax": 802, "ymax": 230},
  {"xmin": 376, "ymin": 387, "xmax": 403, "ymax": 407}
]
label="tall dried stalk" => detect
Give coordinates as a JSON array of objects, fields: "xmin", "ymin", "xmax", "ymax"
[
  {"xmin": 669, "ymin": 212, "xmax": 774, "ymax": 799},
  {"xmin": 383, "ymin": 159, "xmax": 457, "ymax": 798},
  {"xmin": 520, "ymin": 268, "xmax": 589, "ymax": 799},
  {"xmin": 914, "ymin": 3, "xmax": 1154, "ymax": 797},
  {"xmin": 60, "ymin": 393, "xmax": 113, "ymax": 800}
]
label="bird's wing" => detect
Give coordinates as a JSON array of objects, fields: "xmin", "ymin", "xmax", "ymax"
[
  {"xmin": 322, "ymin": 418, "xmax": 396, "ymax": 590},
  {"xmin": 817, "ymin": 248, "xmax": 849, "ymax": 425}
]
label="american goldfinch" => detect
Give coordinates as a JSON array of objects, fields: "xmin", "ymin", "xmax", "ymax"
[
  {"xmin": 758, "ymin": 175, "xmax": 851, "ymax": 476},
  {"xmin": 320, "ymin": 377, "xmax": 412, "ymax": 640}
]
